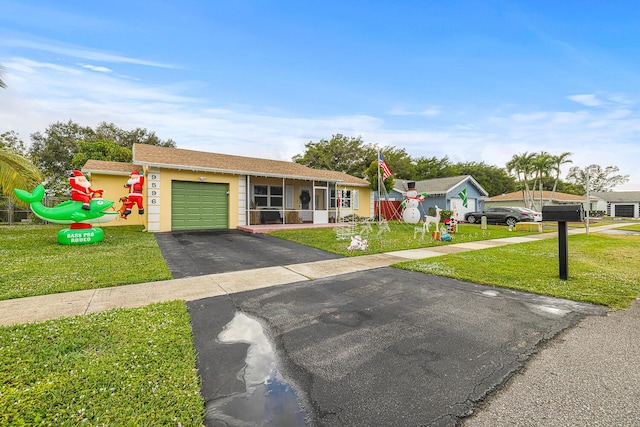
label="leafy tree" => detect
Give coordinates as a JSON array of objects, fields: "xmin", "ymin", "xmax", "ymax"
[
  {"xmin": 413, "ymin": 156, "xmax": 452, "ymax": 180},
  {"xmin": 506, "ymin": 152, "xmax": 536, "ymax": 208},
  {"xmin": 0, "ymin": 148, "xmax": 43, "ymax": 206},
  {"xmin": 566, "ymin": 165, "xmax": 629, "ymax": 192},
  {"xmin": 27, "ymin": 120, "xmax": 176, "ymax": 195},
  {"xmin": 93, "ymin": 122, "xmax": 176, "ymax": 149},
  {"xmin": 0, "ymin": 131, "xmax": 27, "ymax": 155},
  {"xmin": 447, "ymin": 161, "xmax": 516, "ymax": 196},
  {"xmin": 28, "ymin": 120, "xmax": 89, "ymax": 195},
  {"xmin": 292, "ymin": 134, "xmax": 375, "ymax": 177},
  {"xmin": 377, "ymin": 146, "xmax": 413, "ymax": 179},
  {"xmin": 364, "ymin": 159, "xmax": 395, "ymax": 194},
  {"xmin": 71, "ymin": 140, "xmax": 132, "ymax": 169}
]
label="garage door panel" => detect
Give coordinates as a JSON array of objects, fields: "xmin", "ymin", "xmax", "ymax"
[
  {"xmin": 171, "ymin": 181, "xmax": 229, "ymax": 231},
  {"xmin": 614, "ymin": 205, "xmax": 634, "ymax": 217}
]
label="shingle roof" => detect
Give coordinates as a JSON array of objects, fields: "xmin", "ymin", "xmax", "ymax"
[
  {"xmin": 394, "ymin": 176, "xmax": 488, "ymax": 196},
  {"xmin": 489, "ymin": 190, "xmax": 595, "ymax": 202},
  {"xmin": 592, "ymin": 191, "xmax": 640, "ymax": 202},
  {"xmin": 82, "ymin": 160, "xmax": 140, "ymax": 175},
  {"xmin": 84, "ymin": 145, "xmax": 370, "ymax": 186}
]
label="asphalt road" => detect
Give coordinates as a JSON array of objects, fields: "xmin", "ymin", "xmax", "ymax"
[
  {"xmin": 188, "ymin": 267, "xmax": 606, "ymax": 426},
  {"xmin": 155, "ymin": 229, "xmax": 342, "ymax": 278}
]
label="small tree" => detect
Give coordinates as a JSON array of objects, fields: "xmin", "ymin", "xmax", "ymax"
[{"xmin": 566, "ymin": 165, "xmax": 629, "ymax": 192}]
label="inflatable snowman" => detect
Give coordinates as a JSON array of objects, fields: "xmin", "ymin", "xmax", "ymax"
[{"xmin": 402, "ymin": 183, "xmax": 425, "ymax": 224}]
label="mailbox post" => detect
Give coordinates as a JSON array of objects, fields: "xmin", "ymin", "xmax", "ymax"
[{"xmin": 541, "ymin": 205, "xmax": 585, "ymax": 280}]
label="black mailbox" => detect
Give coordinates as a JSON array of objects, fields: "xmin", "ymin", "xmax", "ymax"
[{"xmin": 542, "ymin": 205, "xmax": 584, "ymax": 222}]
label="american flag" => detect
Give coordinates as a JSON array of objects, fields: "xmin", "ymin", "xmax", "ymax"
[{"xmin": 379, "ymin": 152, "xmax": 393, "ymax": 181}]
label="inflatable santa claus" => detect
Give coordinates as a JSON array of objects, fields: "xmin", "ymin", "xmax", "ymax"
[
  {"xmin": 69, "ymin": 170, "xmax": 101, "ymax": 210},
  {"xmin": 123, "ymin": 170, "xmax": 144, "ymax": 215}
]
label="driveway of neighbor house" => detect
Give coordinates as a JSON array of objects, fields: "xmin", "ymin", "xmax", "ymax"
[{"xmin": 187, "ymin": 267, "xmax": 606, "ymax": 426}]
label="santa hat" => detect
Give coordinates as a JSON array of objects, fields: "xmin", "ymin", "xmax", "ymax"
[
  {"xmin": 130, "ymin": 170, "xmax": 140, "ymax": 176},
  {"xmin": 70, "ymin": 170, "xmax": 84, "ymax": 179}
]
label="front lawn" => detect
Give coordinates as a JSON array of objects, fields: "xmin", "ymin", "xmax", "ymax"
[
  {"xmin": 268, "ymin": 221, "xmax": 536, "ymax": 256},
  {"xmin": 394, "ymin": 233, "xmax": 640, "ymax": 310},
  {"xmin": 0, "ymin": 225, "xmax": 171, "ymax": 300},
  {"xmin": 0, "ymin": 301, "xmax": 204, "ymax": 426}
]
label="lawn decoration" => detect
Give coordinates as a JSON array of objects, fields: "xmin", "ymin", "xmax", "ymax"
[
  {"xmin": 348, "ymin": 235, "xmax": 369, "ymax": 251},
  {"xmin": 377, "ymin": 218, "xmax": 391, "ymax": 237},
  {"xmin": 123, "ymin": 170, "xmax": 145, "ymax": 215},
  {"xmin": 457, "ymin": 187, "xmax": 468, "ymax": 208},
  {"xmin": 401, "ymin": 182, "xmax": 426, "ymax": 224},
  {"xmin": 14, "ymin": 182, "xmax": 117, "ymax": 245},
  {"xmin": 414, "ymin": 206, "xmax": 442, "ymax": 241},
  {"xmin": 118, "ymin": 196, "xmax": 135, "ymax": 219},
  {"xmin": 69, "ymin": 169, "xmax": 101, "ymax": 210}
]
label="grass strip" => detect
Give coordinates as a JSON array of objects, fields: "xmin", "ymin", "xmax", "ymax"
[
  {"xmin": 0, "ymin": 225, "xmax": 171, "ymax": 300},
  {"xmin": 394, "ymin": 233, "xmax": 640, "ymax": 310},
  {"xmin": 0, "ymin": 301, "xmax": 204, "ymax": 426}
]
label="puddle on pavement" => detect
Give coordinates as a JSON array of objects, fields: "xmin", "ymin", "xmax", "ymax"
[
  {"xmin": 527, "ymin": 304, "xmax": 570, "ymax": 317},
  {"xmin": 206, "ymin": 312, "xmax": 309, "ymax": 426},
  {"xmin": 481, "ymin": 290, "xmax": 500, "ymax": 297}
]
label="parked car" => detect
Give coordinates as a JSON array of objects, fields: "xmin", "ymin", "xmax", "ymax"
[
  {"xmin": 464, "ymin": 207, "xmax": 535, "ymax": 227},
  {"xmin": 515, "ymin": 207, "xmax": 543, "ymax": 222}
]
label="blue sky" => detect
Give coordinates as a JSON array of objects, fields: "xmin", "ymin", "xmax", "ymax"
[{"xmin": 1, "ymin": 0, "xmax": 639, "ymax": 189}]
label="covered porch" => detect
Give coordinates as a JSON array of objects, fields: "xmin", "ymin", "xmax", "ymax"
[{"xmin": 245, "ymin": 176, "xmax": 358, "ymax": 226}]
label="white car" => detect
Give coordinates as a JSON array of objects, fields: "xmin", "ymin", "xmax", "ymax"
[{"xmin": 516, "ymin": 207, "xmax": 543, "ymax": 222}]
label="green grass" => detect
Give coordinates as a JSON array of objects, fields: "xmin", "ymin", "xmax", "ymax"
[
  {"xmin": 0, "ymin": 225, "xmax": 171, "ymax": 300},
  {"xmin": 268, "ymin": 221, "xmax": 536, "ymax": 256},
  {"xmin": 0, "ymin": 300, "xmax": 204, "ymax": 426},
  {"xmin": 394, "ymin": 232, "xmax": 640, "ymax": 310},
  {"xmin": 618, "ymin": 223, "xmax": 640, "ymax": 232}
]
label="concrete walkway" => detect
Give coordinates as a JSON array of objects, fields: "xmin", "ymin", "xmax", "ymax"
[{"xmin": 0, "ymin": 222, "xmax": 629, "ymax": 326}]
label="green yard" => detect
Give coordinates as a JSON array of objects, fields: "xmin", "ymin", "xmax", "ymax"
[{"xmin": 1, "ymin": 220, "xmax": 639, "ymax": 425}]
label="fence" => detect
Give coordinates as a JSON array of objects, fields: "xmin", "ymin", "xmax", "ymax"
[{"xmin": 0, "ymin": 195, "xmax": 68, "ymax": 225}]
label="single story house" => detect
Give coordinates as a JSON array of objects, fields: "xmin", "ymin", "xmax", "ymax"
[
  {"xmin": 485, "ymin": 190, "xmax": 597, "ymax": 212},
  {"xmin": 592, "ymin": 191, "xmax": 640, "ymax": 218},
  {"xmin": 386, "ymin": 176, "xmax": 489, "ymax": 219},
  {"xmin": 82, "ymin": 144, "xmax": 372, "ymax": 232}
]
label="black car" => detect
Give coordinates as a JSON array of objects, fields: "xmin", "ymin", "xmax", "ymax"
[{"xmin": 464, "ymin": 207, "xmax": 535, "ymax": 227}]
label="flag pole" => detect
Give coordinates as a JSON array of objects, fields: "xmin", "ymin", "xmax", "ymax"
[{"xmin": 377, "ymin": 149, "xmax": 381, "ymax": 224}]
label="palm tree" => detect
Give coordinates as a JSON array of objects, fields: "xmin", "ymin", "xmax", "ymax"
[
  {"xmin": 506, "ymin": 152, "xmax": 536, "ymax": 208},
  {"xmin": 0, "ymin": 148, "xmax": 43, "ymax": 206},
  {"xmin": 530, "ymin": 152, "xmax": 554, "ymax": 210},
  {"xmin": 550, "ymin": 152, "xmax": 572, "ymax": 202}
]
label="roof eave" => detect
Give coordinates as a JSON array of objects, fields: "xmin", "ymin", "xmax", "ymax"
[{"xmin": 135, "ymin": 160, "xmax": 355, "ymax": 184}]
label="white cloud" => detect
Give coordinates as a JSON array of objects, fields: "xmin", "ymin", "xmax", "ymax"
[
  {"xmin": 79, "ymin": 64, "xmax": 112, "ymax": 73},
  {"xmin": 2, "ymin": 38, "xmax": 176, "ymax": 68},
  {"xmin": 567, "ymin": 94, "xmax": 602, "ymax": 107},
  {"xmin": 1, "ymin": 56, "xmax": 639, "ymax": 190},
  {"xmin": 388, "ymin": 107, "xmax": 441, "ymax": 117}
]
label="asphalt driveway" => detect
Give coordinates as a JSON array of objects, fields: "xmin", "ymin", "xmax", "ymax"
[
  {"xmin": 155, "ymin": 229, "xmax": 342, "ymax": 278},
  {"xmin": 188, "ymin": 267, "xmax": 606, "ymax": 426}
]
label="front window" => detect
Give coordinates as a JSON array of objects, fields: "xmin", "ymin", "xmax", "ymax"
[
  {"xmin": 253, "ymin": 185, "xmax": 283, "ymax": 208},
  {"xmin": 330, "ymin": 190, "xmax": 352, "ymax": 208}
]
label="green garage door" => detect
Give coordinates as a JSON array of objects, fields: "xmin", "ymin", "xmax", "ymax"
[{"xmin": 171, "ymin": 181, "xmax": 229, "ymax": 231}]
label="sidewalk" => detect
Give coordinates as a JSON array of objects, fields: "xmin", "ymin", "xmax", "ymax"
[{"xmin": 0, "ymin": 222, "xmax": 628, "ymax": 326}]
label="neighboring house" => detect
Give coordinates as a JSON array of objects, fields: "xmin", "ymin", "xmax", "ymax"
[
  {"xmin": 592, "ymin": 191, "xmax": 640, "ymax": 218},
  {"xmin": 388, "ymin": 176, "xmax": 489, "ymax": 220},
  {"xmin": 82, "ymin": 144, "xmax": 372, "ymax": 232},
  {"xmin": 486, "ymin": 190, "xmax": 597, "ymax": 212}
]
